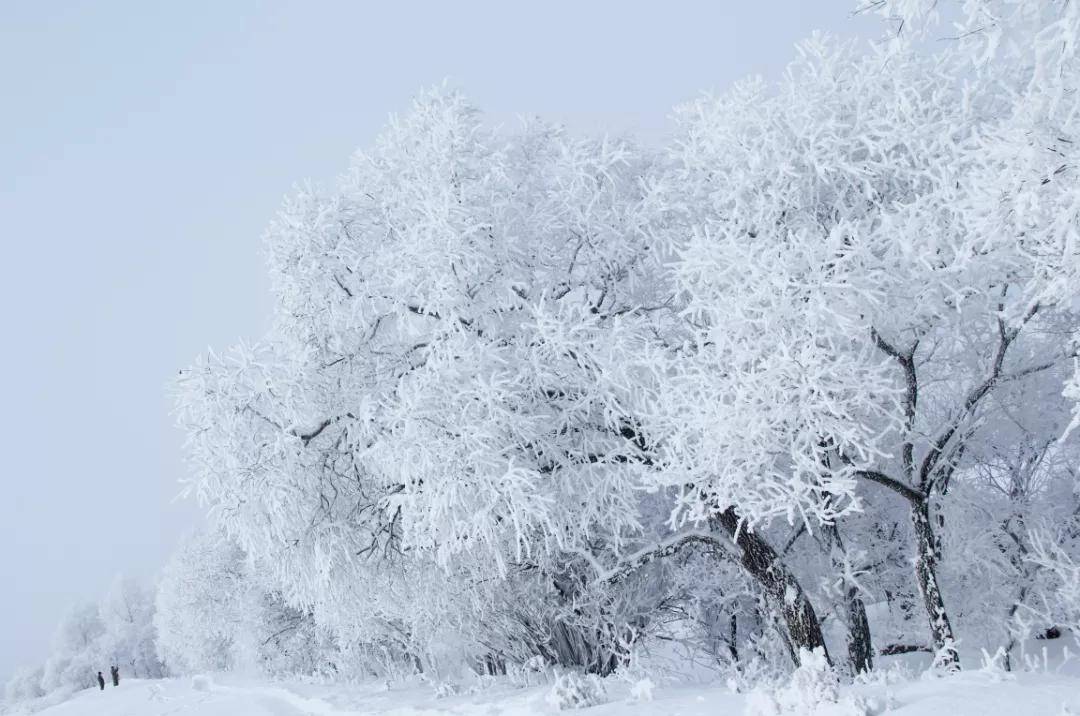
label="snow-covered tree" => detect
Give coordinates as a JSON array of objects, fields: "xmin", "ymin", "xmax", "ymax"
[
  {"xmin": 19, "ymin": 577, "xmax": 166, "ymax": 703},
  {"xmin": 154, "ymin": 529, "xmax": 249, "ymax": 673},
  {"xmin": 155, "ymin": 526, "xmax": 342, "ymax": 678},
  {"xmin": 176, "ymin": 87, "xmax": 674, "ymax": 674},
  {"xmin": 169, "ymin": 0, "xmax": 1080, "ymax": 685},
  {"xmin": 39, "ymin": 602, "xmax": 105, "ymax": 693},
  {"xmin": 3, "ymin": 577, "xmax": 164, "ymax": 712},
  {"xmin": 99, "ymin": 576, "xmax": 165, "ymax": 679},
  {"xmin": 2, "ymin": 666, "xmax": 44, "ymax": 706},
  {"xmin": 651, "ymin": 19, "xmax": 1080, "ymax": 668}
]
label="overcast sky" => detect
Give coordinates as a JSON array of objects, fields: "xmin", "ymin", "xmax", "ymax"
[{"xmin": 0, "ymin": 1, "xmax": 877, "ymax": 681}]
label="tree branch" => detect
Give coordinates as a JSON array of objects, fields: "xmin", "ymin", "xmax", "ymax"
[
  {"xmin": 854, "ymin": 469, "xmax": 923, "ymax": 504},
  {"xmin": 296, "ymin": 418, "xmax": 333, "ymax": 446},
  {"xmin": 587, "ymin": 531, "xmax": 733, "ymax": 586},
  {"xmin": 919, "ymin": 315, "xmax": 1015, "ymax": 492},
  {"xmin": 871, "ymin": 326, "xmax": 919, "ymax": 480}
]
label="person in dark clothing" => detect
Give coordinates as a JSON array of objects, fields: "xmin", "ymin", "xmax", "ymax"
[
  {"xmin": 110, "ymin": 665, "xmax": 119, "ymax": 686},
  {"xmin": 97, "ymin": 672, "xmax": 105, "ymax": 691}
]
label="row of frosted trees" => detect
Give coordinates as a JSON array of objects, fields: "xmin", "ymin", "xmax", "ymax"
[
  {"xmin": 168, "ymin": 1, "xmax": 1080, "ymax": 684},
  {"xmin": 3, "ymin": 578, "xmax": 165, "ymax": 710}
]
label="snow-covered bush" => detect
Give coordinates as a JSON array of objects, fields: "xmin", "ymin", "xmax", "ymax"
[
  {"xmin": 2, "ymin": 667, "xmax": 43, "ymax": 706},
  {"xmin": 628, "ymin": 677, "xmax": 654, "ymax": 702},
  {"xmin": 545, "ymin": 671, "xmax": 608, "ymax": 710},
  {"xmin": 746, "ymin": 649, "xmax": 869, "ymax": 716},
  {"xmin": 1024, "ymin": 527, "xmax": 1080, "ymax": 647},
  {"xmin": 190, "ymin": 674, "xmax": 213, "ymax": 692}
]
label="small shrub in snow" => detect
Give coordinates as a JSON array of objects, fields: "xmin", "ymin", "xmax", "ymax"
[
  {"xmin": 464, "ymin": 675, "xmax": 497, "ymax": 696},
  {"xmin": 977, "ymin": 647, "xmax": 1015, "ymax": 683},
  {"xmin": 613, "ymin": 647, "xmax": 656, "ymax": 702},
  {"xmin": 545, "ymin": 671, "xmax": 607, "ymax": 710},
  {"xmin": 746, "ymin": 649, "xmax": 870, "ymax": 716},
  {"xmin": 191, "ymin": 675, "xmax": 213, "ymax": 692},
  {"xmin": 434, "ymin": 680, "xmax": 460, "ymax": 699},
  {"xmin": 629, "ymin": 677, "xmax": 655, "ymax": 702},
  {"xmin": 509, "ymin": 655, "xmax": 551, "ymax": 688},
  {"xmin": 853, "ymin": 660, "xmax": 912, "ymax": 687},
  {"xmin": 724, "ymin": 655, "xmax": 785, "ymax": 695}
]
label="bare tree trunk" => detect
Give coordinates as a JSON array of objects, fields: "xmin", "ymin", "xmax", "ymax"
[
  {"xmin": 714, "ymin": 508, "xmax": 831, "ymax": 667},
  {"xmin": 822, "ymin": 522, "xmax": 874, "ymax": 674},
  {"xmin": 845, "ymin": 589, "xmax": 873, "ymax": 674},
  {"xmin": 911, "ymin": 499, "xmax": 959, "ymax": 669},
  {"xmin": 728, "ymin": 612, "xmax": 739, "ymax": 663}
]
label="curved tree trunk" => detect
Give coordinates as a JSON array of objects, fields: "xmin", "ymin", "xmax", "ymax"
[
  {"xmin": 714, "ymin": 508, "xmax": 831, "ymax": 667},
  {"xmin": 911, "ymin": 499, "xmax": 960, "ymax": 669}
]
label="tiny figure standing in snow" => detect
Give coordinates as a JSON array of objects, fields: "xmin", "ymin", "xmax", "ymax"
[
  {"xmin": 110, "ymin": 665, "xmax": 119, "ymax": 687},
  {"xmin": 97, "ymin": 672, "xmax": 105, "ymax": 691}
]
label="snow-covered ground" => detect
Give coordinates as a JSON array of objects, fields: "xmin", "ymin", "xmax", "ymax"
[{"xmin": 16, "ymin": 669, "xmax": 1080, "ymax": 716}]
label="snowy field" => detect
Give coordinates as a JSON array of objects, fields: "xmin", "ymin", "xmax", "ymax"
[{"xmin": 19, "ymin": 669, "xmax": 1080, "ymax": 716}]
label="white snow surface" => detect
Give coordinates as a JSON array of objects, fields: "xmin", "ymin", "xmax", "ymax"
[{"xmin": 16, "ymin": 670, "xmax": 1080, "ymax": 716}]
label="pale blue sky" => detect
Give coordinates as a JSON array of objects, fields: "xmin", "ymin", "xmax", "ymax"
[{"xmin": 0, "ymin": 1, "xmax": 876, "ymax": 681}]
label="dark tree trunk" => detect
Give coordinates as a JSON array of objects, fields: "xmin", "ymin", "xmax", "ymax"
[
  {"xmin": 911, "ymin": 499, "xmax": 959, "ymax": 669},
  {"xmin": 714, "ymin": 508, "xmax": 831, "ymax": 667},
  {"xmin": 728, "ymin": 612, "xmax": 739, "ymax": 663},
  {"xmin": 845, "ymin": 590, "xmax": 873, "ymax": 674},
  {"xmin": 859, "ymin": 472, "xmax": 961, "ymax": 669},
  {"xmin": 822, "ymin": 522, "xmax": 874, "ymax": 674}
]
